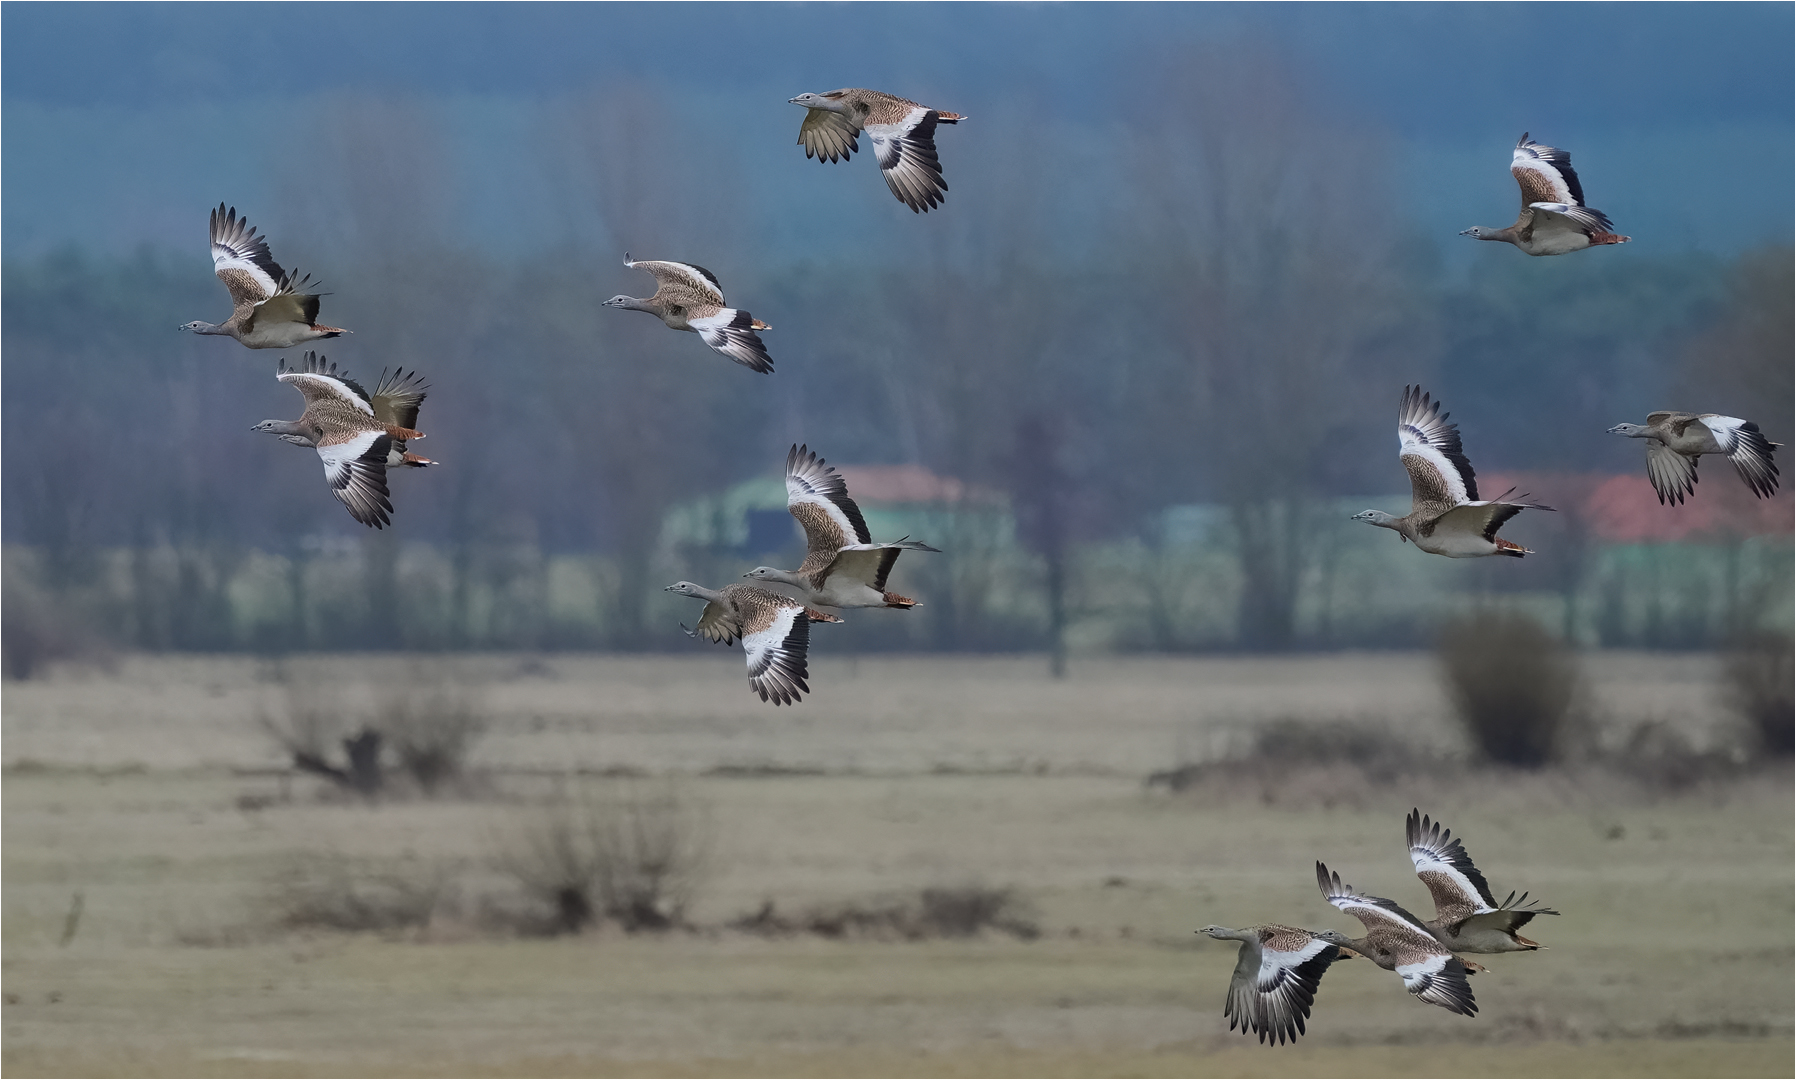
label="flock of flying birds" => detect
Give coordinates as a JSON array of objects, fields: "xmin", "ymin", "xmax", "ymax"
[
  {"xmin": 177, "ymin": 108, "xmax": 1782, "ymax": 709},
  {"xmin": 1202, "ymin": 811, "xmax": 1557, "ymax": 1044},
  {"xmin": 168, "ymin": 92, "xmax": 1779, "ymax": 1042}
]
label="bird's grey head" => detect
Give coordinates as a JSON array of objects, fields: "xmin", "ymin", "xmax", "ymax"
[
  {"xmin": 1315, "ymin": 929, "xmax": 1358, "ymax": 950},
  {"xmin": 601, "ymin": 294, "xmax": 632, "ymax": 308},
  {"xmin": 664, "ymin": 581, "xmax": 703, "ymax": 597},
  {"xmin": 250, "ymin": 420, "xmax": 284, "ymax": 435},
  {"xmin": 1351, "ymin": 509, "xmax": 1397, "ymax": 527},
  {"xmin": 788, "ymin": 92, "xmax": 828, "ymax": 108},
  {"xmin": 177, "ymin": 320, "xmax": 210, "ymax": 332},
  {"xmin": 1607, "ymin": 422, "xmax": 1645, "ymax": 437},
  {"xmin": 1459, "ymin": 226, "xmax": 1490, "ymax": 239},
  {"xmin": 742, "ymin": 567, "xmax": 780, "ymax": 581},
  {"xmin": 1197, "ymin": 925, "xmax": 1231, "ymax": 939}
]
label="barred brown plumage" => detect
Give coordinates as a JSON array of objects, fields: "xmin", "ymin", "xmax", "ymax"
[
  {"xmin": 179, "ymin": 203, "xmax": 351, "ymax": 348},
  {"xmin": 741, "ymin": 445, "xmax": 941, "ymax": 610},
  {"xmin": 1460, "ymin": 133, "xmax": 1630, "ymax": 255},
  {"xmin": 665, "ymin": 581, "xmax": 842, "ymax": 705},
  {"xmin": 789, "ymin": 88, "xmax": 965, "ymax": 212},
  {"xmin": 602, "ymin": 254, "xmax": 773, "ymax": 373}
]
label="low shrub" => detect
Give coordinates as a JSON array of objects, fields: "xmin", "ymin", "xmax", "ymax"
[
  {"xmin": 256, "ymin": 659, "xmax": 489, "ymax": 799},
  {"xmin": 271, "ymin": 854, "xmax": 448, "ymax": 933},
  {"xmin": 1724, "ymin": 632, "xmax": 1794, "ymax": 756},
  {"xmin": 1437, "ymin": 612, "xmax": 1579, "ymax": 768},
  {"xmin": 496, "ymin": 783, "xmax": 710, "ymax": 935},
  {"xmin": 378, "ymin": 666, "xmax": 488, "ymax": 796},
  {"xmin": 733, "ymin": 886, "xmax": 1038, "ymax": 941}
]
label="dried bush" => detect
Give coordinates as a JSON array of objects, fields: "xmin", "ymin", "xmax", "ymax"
[
  {"xmin": 271, "ymin": 854, "xmax": 448, "ymax": 933},
  {"xmin": 497, "ymin": 783, "xmax": 710, "ymax": 935},
  {"xmin": 496, "ymin": 802, "xmax": 601, "ymax": 934},
  {"xmin": 256, "ymin": 660, "xmax": 489, "ymax": 799},
  {"xmin": 1725, "ymin": 632, "xmax": 1794, "ymax": 756},
  {"xmin": 918, "ymin": 886, "xmax": 1038, "ymax": 938},
  {"xmin": 733, "ymin": 886, "xmax": 1038, "ymax": 941},
  {"xmin": 1, "ymin": 583, "xmax": 110, "ymax": 680},
  {"xmin": 377, "ymin": 666, "xmax": 488, "ymax": 796},
  {"xmin": 257, "ymin": 671, "xmax": 385, "ymax": 798},
  {"xmin": 1437, "ymin": 612, "xmax": 1579, "ymax": 768}
]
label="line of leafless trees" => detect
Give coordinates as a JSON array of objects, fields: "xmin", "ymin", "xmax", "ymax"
[{"xmin": 4, "ymin": 50, "xmax": 1790, "ymax": 661}]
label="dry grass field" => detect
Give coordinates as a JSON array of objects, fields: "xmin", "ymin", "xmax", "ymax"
[{"xmin": 4, "ymin": 652, "xmax": 1791, "ymax": 1077}]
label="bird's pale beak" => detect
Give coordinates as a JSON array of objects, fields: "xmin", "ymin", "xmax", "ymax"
[
  {"xmin": 1606, "ymin": 424, "xmax": 1627, "ymax": 435},
  {"xmin": 787, "ymin": 97, "xmax": 802, "ymax": 105}
]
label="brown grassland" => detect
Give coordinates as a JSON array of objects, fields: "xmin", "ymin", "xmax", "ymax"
[{"xmin": 4, "ymin": 653, "xmax": 1791, "ymax": 1077}]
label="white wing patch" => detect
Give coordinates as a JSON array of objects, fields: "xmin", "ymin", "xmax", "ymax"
[
  {"xmin": 213, "ymin": 250, "xmax": 279, "ymax": 298},
  {"xmin": 865, "ymin": 108, "xmax": 948, "ymax": 212},
  {"xmin": 788, "ymin": 489, "xmax": 862, "ymax": 549},
  {"xmin": 1700, "ymin": 415, "xmax": 1781, "ymax": 498},
  {"xmin": 279, "ymin": 372, "xmax": 376, "ymax": 416},
  {"xmin": 1327, "ymin": 895, "xmax": 1414, "ymax": 935},
  {"xmin": 1699, "ymin": 414, "xmax": 1751, "ymax": 451},
  {"xmin": 316, "ymin": 431, "xmax": 384, "ymax": 484},
  {"xmin": 313, "ymin": 431, "xmax": 394, "ymax": 528},
  {"xmin": 690, "ymin": 309, "xmax": 774, "ymax": 373},
  {"xmin": 1410, "ymin": 851, "xmax": 1494, "ymax": 914},
  {"xmin": 741, "ymin": 604, "xmax": 810, "ymax": 706},
  {"xmin": 1258, "ymin": 938, "xmax": 1333, "ymax": 988},
  {"xmin": 1511, "ymin": 155, "xmax": 1575, "ymax": 205},
  {"xmin": 1400, "ymin": 442, "xmax": 1471, "ymax": 506},
  {"xmin": 625, "ymin": 256, "xmax": 726, "ymax": 304},
  {"xmin": 1529, "ymin": 201, "xmax": 1607, "ymax": 227},
  {"xmin": 1395, "ymin": 955, "xmax": 1447, "ymax": 992}
]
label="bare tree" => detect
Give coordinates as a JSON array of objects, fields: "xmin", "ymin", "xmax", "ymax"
[
  {"xmin": 535, "ymin": 83, "xmax": 759, "ymax": 645},
  {"xmin": 1130, "ymin": 44, "xmax": 1430, "ymax": 648},
  {"xmin": 1673, "ymin": 246, "xmax": 1793, "ymax": 438}
]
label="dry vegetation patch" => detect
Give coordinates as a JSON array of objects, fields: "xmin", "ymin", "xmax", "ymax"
[
  {"xmin": 492, "ymin": 782, "xmax": 712, "ymax": 935},
  {"xmin": 256, "ymin": 658, "xmax": 489, "ymax": 799},
  {"xmin": 1726, "ymin": 631, "xmax": 1794, "ymax": 756},
  {"xmin": 1437, "ymin": 612, "xmax": 1580, "ymax": 768},
  {"xmin": 731, "ymin": 886, "xmax": 1040, "ymax": 942}
]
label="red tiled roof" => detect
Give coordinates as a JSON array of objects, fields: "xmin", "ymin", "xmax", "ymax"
[
  {"xmin": 1484, "ymin": 472, "xmax": 1793, "ymax": 543},
  {"xmin": 831, "ymin": 464, "xmax": 999, "ymax": 506}
]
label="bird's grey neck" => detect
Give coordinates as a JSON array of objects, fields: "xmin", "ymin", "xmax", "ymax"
[
  {"xmin": 618, "ymin": 296, "xmax": 659, "ymax": 314},
  {"xmin": 258, "ymin": 420, "xmax": 313, "ymax": 438},
  {"xmin": 186, "ymin": 321, "xmax": 228, "ymax": 335},
  {"xmin": 688, "ymin": 584, "xmax": 725, "ymax": 603},
  {"xmin": 763, "ymin": 568, "xmax": 806, "ymax": 588}
]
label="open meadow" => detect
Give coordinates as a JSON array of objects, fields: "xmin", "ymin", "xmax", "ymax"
[{"xmin": 4, "ymin": 652, "xmax": 1791, "ymax": 1077}]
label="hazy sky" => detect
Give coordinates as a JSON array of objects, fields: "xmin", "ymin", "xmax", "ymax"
[{"xmin": 5, "ymin": 2, "xmax": 1791, "ymax": 261}]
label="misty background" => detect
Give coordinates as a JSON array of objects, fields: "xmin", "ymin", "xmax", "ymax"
[{"xmin": 4, "ymin": 2, "xmax": 1792, "ymax": 662}]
